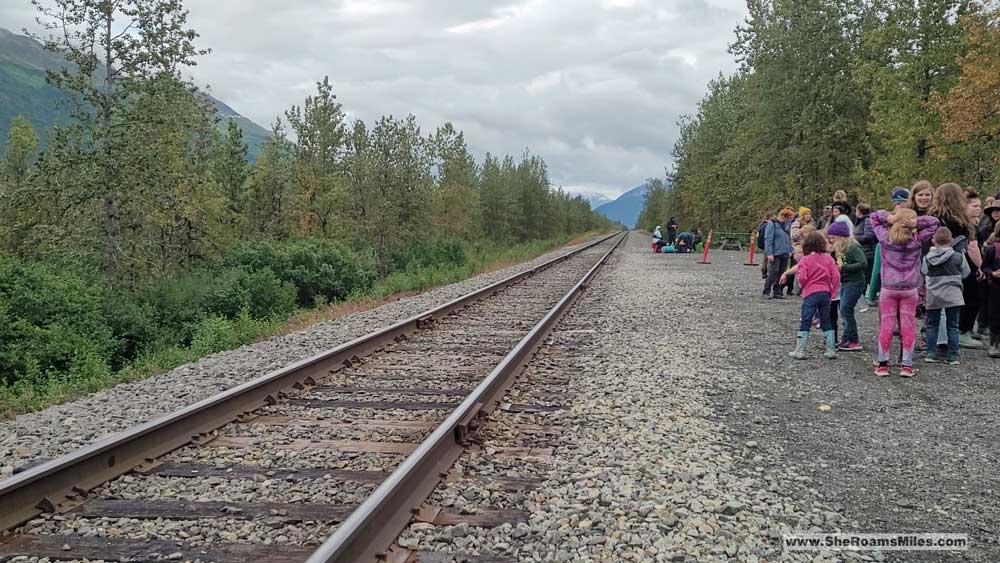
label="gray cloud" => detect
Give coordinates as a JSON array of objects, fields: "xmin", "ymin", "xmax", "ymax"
[{"xmin": 3, "ymin": 0, "xmax": 747, "ymax": 198}]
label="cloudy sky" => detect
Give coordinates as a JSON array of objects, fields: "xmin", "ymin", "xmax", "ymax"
[{"xmin": 4, "ymin": 0, "xmax": 747, "ymax": 200}]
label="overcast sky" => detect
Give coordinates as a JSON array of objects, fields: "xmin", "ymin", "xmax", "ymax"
[{"xmin": 4, "ymin": 0, "xmax": 747, "ymax": 199}]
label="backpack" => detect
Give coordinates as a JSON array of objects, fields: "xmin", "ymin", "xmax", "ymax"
[{"xmin": 756, "ymin": 221, "xmax": 768, "ymax": 249}]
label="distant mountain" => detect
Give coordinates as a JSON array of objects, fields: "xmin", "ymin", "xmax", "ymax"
[
  {"xmin": 565, "ymin": 189, "xmax": 613, "ymax": 210},
  {"xmin": 595, "ymin": 184, "xmax": 648, "ymax": 229},
  {"xmin": 0, "ymin": 27, "xmax": 269, "ymax": 159}
]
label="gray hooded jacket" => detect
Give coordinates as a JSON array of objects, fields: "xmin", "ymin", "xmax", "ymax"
[{"xmin": 921, "ymin": 246, "xmax": 971, "ymax": 309}]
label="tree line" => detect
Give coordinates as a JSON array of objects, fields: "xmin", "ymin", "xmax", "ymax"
[
  {"xmin": 0, "ymin": 0, "xmax": 614, "ymax": 405},
  {"xmin": 640, "ymin": 0, "xmax": 1000, "ymax": 232}
]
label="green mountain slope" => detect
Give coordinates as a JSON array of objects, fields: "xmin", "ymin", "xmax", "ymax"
[{"xmin": 0, "ymin": 27, "xmax": 269, "ymax": 159}]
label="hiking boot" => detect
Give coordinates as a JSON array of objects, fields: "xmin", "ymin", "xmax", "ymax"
[
  {"xmin": 989, "ymin": 335, "xmax": 1000, "ymax": 359},
  {"xmin": 873, "ymin": 363, "xmax": 890, "ymax": 377},
  {"xmin": 837, "ymin": 341, "xmax": 863, "ymax": 352},
  {"xmin": 959, "ymin": 332, "xmax": 984, "ymax": 349},
  {"xmin": 788, "ymin": 331, "xmax": 809, "ymax": 360},
  {"xmin": 823, "ymin": 330, "xmax": 837, "ymax": 359},
  {"xmin": 899, "ymin": 365, "xmax": 915, "ymax": 378}
]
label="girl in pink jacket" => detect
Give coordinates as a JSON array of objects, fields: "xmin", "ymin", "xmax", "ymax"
[{"xmin": 782, "ymin": 231, "xmax": 841, "ymax": 359}]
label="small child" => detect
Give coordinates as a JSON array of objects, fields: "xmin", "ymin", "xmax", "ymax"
[
  {"xmin": 827, "ymin": 221, "xmax": 868, "ymax": 351},
  {"xmin": 781, "ymin": 231, "xmax": 841, "ymax": 360},
  {"xmin": 921, "ymin": 227, "xmax": 970, "ymax": 364},
  {"xmin": 870, "ymin": 208, "xmax": 939, "ymax": 377}
]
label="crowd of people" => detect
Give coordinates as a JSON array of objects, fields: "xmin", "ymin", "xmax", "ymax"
[{"xmin": 757, "ymin": 185, "xmax": 1000, "ymax": 377}]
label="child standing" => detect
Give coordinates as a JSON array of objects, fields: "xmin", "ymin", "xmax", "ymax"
[
  {"xmin": 781, "ymin": 231, "xmax": 841, "ymax": 360},
  {"xmin": 827, "ymin": 221, "xmax": 868, "ymax": 351},
  {"xmin": 871, "ymin": 208, "xmax": 940, "ymax": 377},
  {"xmin": 922, "ymin": 227, "xmax": 970, "ymax": 364}
]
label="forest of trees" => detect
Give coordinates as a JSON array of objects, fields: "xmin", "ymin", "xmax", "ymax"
[
  {"xmin": 0, "ymin": 0, "xmax": 614, "ymax": 409},
  {"xmin": 640, "ymin": 0, "xmax": 1000, "ymax": 232}
]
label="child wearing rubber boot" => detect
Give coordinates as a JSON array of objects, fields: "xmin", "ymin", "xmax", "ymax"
[
  {"xmin": 871, "ymin": 208, "xmax": 939, "ymax": 377},
  {"xmin": 922, "ymin": 227, "xmax": 970, "ymax": 365},
  {"xmin": 781, "ymin": 231, "xmax": 841, "ymax": 360}
]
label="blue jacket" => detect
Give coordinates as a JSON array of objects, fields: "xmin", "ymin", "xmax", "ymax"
[{"xmin": 764, "ymin": 219, "xmax": 793, "ymax": 256}]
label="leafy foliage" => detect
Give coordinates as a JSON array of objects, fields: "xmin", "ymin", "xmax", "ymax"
[{"xmin": 642, "ymin": 0, "xmax": 1000, "ymax": 232}]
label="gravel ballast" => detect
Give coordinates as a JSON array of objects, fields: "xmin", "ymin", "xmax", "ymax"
[
  {"xmin": 399, "ymin": 233, "xmax": 992, "ymax": 562},
  {"xmin": 0, "ymin": 236, "xmax": 605, "ymax": 477}
]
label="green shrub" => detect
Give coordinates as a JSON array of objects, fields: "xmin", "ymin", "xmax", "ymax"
[
  {"xmin": 0, "ymin": 258, "xmax": 116, "ymax": 387},
  {"xmin": 401, "ymin": 238, "xmax": 467, "ymax": 269},
  {"xmin": 205, "ymin": 267, "xmax": 297, "ymax": 320},
  {"xmin": 137, "ymin": 270, "xmax": 215, "ymax": 348},
  {"xmin": 224, "ymin": 240, "xmax": 377, "ymax": 306},
  {"xmin": 188, "ymin": 311, "xmax": 276, "ymax": 357}
]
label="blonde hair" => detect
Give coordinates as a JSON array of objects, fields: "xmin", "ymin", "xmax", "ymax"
[
  {"xmin": 830, "ymin": 232, "xmax": 856, "ymax": 257},
  {"xmin": 833, "ymin": 190, "xmax": 848, "ymax": 203},
  {"xmin": 889, "ymin": 208, "xmax": 918, "ymax": 245}
]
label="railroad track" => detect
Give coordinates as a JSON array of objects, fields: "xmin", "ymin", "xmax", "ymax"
[{"xmin": 0, "ymin": 232, "xmax": 626, "ymax": 563}]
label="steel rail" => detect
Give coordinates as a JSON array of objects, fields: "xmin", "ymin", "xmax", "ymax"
[
  {"xmin": 0, "ymin": 232, "xmax": 622, "ymax": 533},
  {"xmin": 306, "ymin": 231, "xmax": 628, "ymax": 563}
]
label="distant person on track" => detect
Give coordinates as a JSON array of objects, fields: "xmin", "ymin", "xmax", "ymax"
[
  {"xmin": 828, "ymin": 221, "xmax": 868, "ymax": 352},
  {"xmin": 652, "ymin": 225, "xmax": 665, "ymax": 252},
  {"xmin": 871, "ymin": 207, "xmax": 939, "ymax": 377},
  {"xmin": 763, "ymin": 207, "xmax": 795, "ymax": 299},
  {"xmin": 666, "ymin": 217, "xmax": 679, "ymax": 245},
  {"xmin": 781, "ymin": 231, "xmax": 841, "ymax": 360},
  {"xmin": 922, "ymin": 227, "xmax": 970, "ymax": 365}
]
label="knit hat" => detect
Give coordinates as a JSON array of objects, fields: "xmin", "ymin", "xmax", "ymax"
[
  {"xmin": 798, "ymin": 207, "xmax": 811, "ymax": 218},
  {"xmin": 890, "ymin": 187, "xmax": 911, "ymax": 203},
  {"xmin": 827, "ymin": 221, "xmax": 851, "ymax": 238}
]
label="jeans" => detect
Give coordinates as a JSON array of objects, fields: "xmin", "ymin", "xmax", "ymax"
[
  {"xmin": 800, "ymin": 292, "xmax": 832, "ymax": 332},
  {"xmin": 764, "ymin": 255, "xmax": 788, "ymax": 296},
  {"xmin": 878, "ymin": 288, "xmax": 919, "ymax": 366},
  {"xmin": 925, "ymin": 306, "xmax": 960, "ymax": 359},
  {"xmin": 840, "ymin": 283, "xmax": 865, "ymax": 343}
]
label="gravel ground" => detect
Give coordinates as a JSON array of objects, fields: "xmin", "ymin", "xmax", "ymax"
[
  {"xmin": 0, "ymin": 235, "xmax": 606, "ymax": 477},
  {"xmin": 399, "ymin": 233, "xmax": 993, "ymax": 562}
]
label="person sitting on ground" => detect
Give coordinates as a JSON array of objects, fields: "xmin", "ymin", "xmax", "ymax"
[
  {"xmin": 676, "ymin": 231, "xmax": 695, "ymax": 253},
  {"xmin": 871, "ymin": 207, "xmax": 939, "ymax": 377},
  {"xmin": 922, "ymin": 227, "xmax": 970, "ymax": 365},
  {"xmin": 652, "ymin": 225, "xmax": 667, "ymax": 252},
  {"xmin": 781, "ymin": 231, "xmax": 841, "ymax": 360},
  {"xmin": 980, "ymin": 221, "xmax": 1000, "ymax": 358}
]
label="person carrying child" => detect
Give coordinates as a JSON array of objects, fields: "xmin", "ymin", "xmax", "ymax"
[
  {"xmin": 922, "ymin": 227, "xmax": 971, "ymax": 365},
  {"xmin": 781, "ymin": 231, "xmax": 841, "ymax": 360},
  {"xmin": 828, "ymin": 221, "xmax": 868, "ymax": 351},
  {"xmin": 870, "ymin": 208, "xmax": 939, "ymax": 377}
]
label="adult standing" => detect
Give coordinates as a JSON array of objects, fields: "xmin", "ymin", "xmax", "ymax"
[
  {"xmin": 977, "ymin": 200, "xmax": 1000, "ymax": 337},
  {"xmin": 666, "ymin": 217, "xmax": 679, "ymax": 245},
  {"xmin": 960, "ymin": 188, "xmax": 985, "ymax": 347},
  {"xmin": 929, "ymin": 183, "xmax": 980, "ymax": 350},
  {"xmin": 763, "ymin": 207, "xmax": 794, "ymax": 299},
  {"xmin": 854, "ymin": 203, "xmax": 877, "ymax": 289},
  {"xmin": 758, "ymin": 212, "xmax": 774, "ymax": 280},
  {"xmin": 908, "ymin": 180, "xmax": 934, "ymax": 217},
  {"xmin": 833, "ymin": 190, "xmax": 854, "ymax": 220},
  {"xmin": 816, "ymin": 206, "xmax": 833, "ymax": 230}
]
